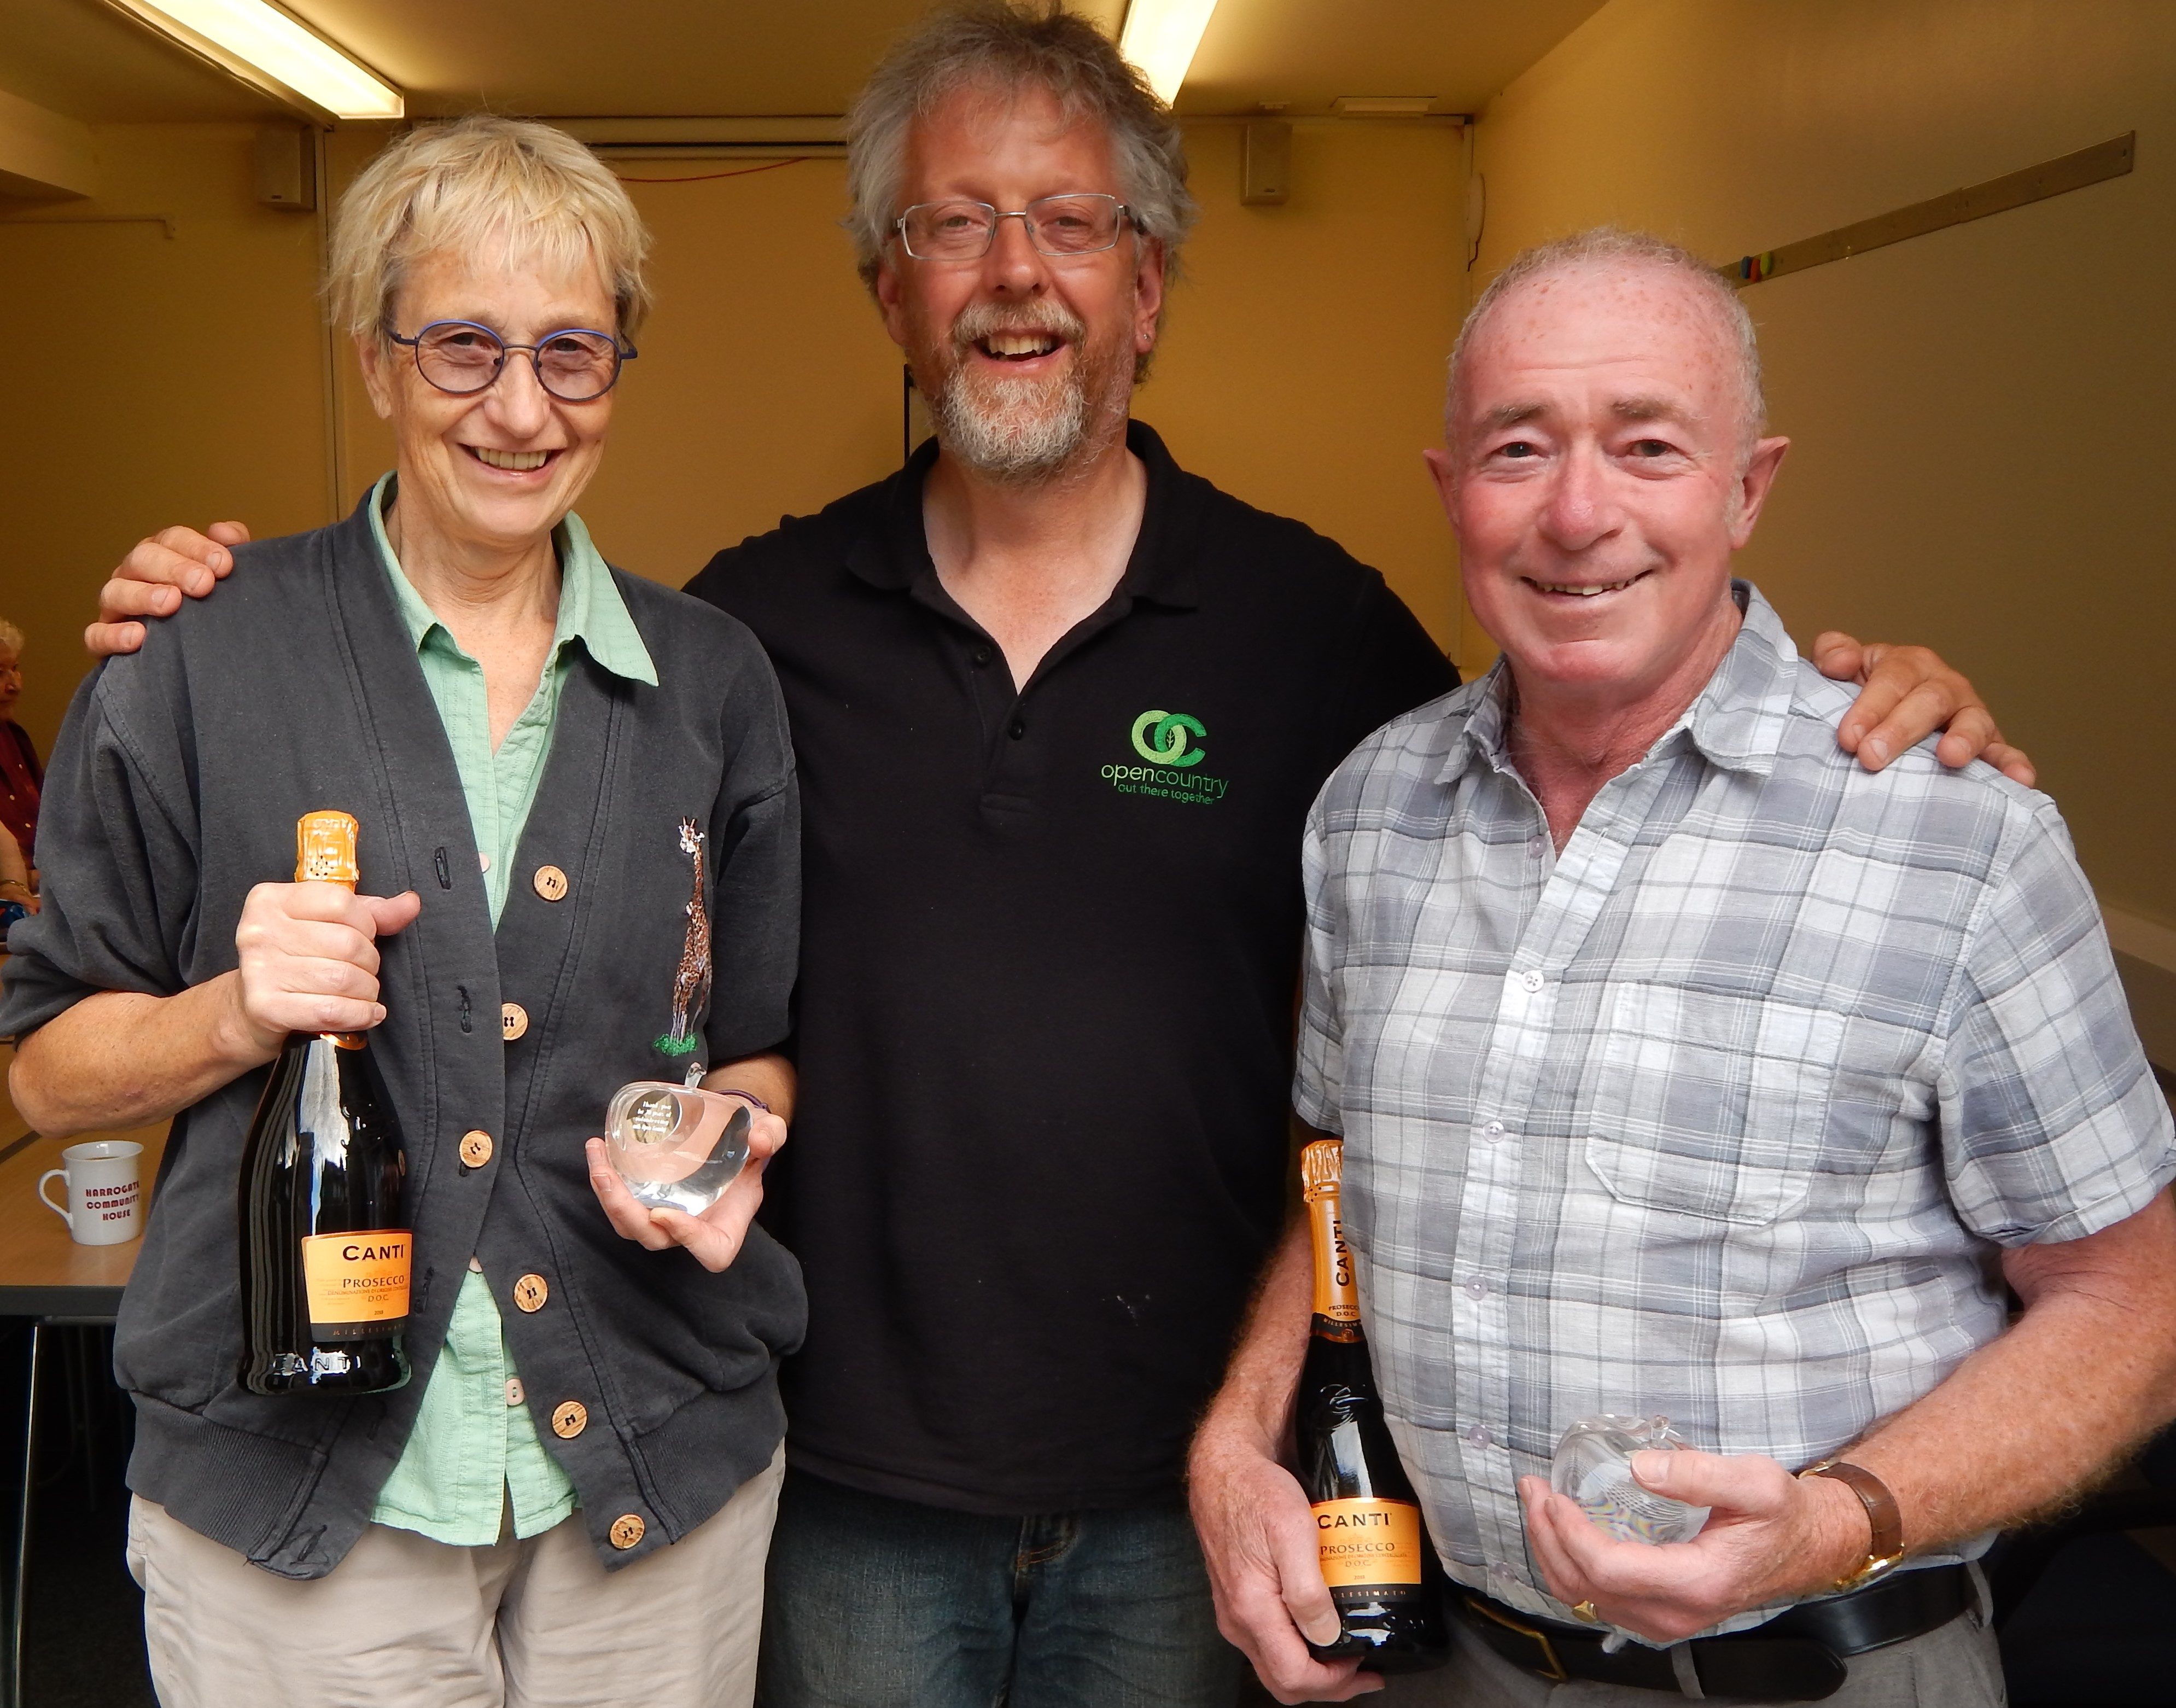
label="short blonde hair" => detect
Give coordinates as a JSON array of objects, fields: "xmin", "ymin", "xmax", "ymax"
[
  {"xmin": 0, "ymin": 619, "xmax": 21, "ymax": 656},
  {"xmin": 327, "ymin": 115, "xmax": 652, "ymax": 342}
]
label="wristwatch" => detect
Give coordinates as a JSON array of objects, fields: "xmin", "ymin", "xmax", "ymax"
[{"xmin": 1800, "ymin": 1458, "xmax": 1906, "ymax": 1592}]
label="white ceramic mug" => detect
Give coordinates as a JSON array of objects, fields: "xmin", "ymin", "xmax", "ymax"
[{"xmin": 37, "ymin": 1140, "xmax": 144, "ymax": 1246}]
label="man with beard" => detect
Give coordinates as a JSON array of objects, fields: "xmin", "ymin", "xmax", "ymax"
[{"xmin": 86, "ymin": 8, "xmax": 2029, "ymax": 1700}]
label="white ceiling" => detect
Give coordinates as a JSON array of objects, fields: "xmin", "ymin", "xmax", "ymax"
[
  {"xmin": 1, "ymin": 0, "xmax": 1608, "ymax": 124},
  {"xmin": 1180, "ymin": 0, "xmax": 1607, "ymax": 116}
]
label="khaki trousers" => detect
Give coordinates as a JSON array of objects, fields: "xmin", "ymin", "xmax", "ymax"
[
  {"xmin": 126, "ymin": 1444, "xmax": 784, "ymax": 1708},
  {"xmin": 1374, "ymin": 1593, "xmax": 2006, "ymax": 1708}
]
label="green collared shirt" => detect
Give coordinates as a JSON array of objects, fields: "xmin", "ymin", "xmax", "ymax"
[{"xmin": 363, "ymin": 474, "xmax": 656, "ymax": 1546}]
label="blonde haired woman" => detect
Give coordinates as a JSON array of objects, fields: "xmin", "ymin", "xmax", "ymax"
[{"xmin": 4, "ymin": 116, "xmax": 801, "ymax": 1706}]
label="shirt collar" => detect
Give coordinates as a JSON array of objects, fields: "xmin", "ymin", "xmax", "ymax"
[
  {"xmin": 1445, "ymin": 579, "xmax": 1798, "ymax": 784},
  {"xmin": 843, "ymin": 419, "xmax": 1203, "ymax": 612},
  {"xmin": 366, "ymin": 473, "xmax": 658, "ymax": 687}
]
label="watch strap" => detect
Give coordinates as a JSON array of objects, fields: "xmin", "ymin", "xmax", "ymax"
[{"xmin": 1802, "ymin": 1459, "xmax": 1905, "ymax": 1588}]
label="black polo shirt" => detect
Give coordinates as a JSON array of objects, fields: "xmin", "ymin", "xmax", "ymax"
[{"xmin": 686, "ymin": 421, "xmax": 1456, "ymax": 1514}]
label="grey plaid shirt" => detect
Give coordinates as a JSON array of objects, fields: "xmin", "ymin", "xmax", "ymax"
[{"xmin": 1296, "ymin": 582, "xmax": 2174, "ymax": 1635}]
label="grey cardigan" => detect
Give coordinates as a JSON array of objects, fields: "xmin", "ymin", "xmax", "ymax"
[{"xmin": 0, "ymin": 496, "xmax": 805, "ymax": 1576}]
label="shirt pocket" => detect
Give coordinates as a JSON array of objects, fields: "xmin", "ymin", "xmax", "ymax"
[{"xmin": 1583, "ymin": 982, "xmax": 1845, "ymax": 1227}]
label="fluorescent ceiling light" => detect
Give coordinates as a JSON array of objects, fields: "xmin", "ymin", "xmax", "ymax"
[
  {"xmin": 1334, "ymin": 97, "xmax": 1437, "ymax": 118},
  {"xmin": 1120, "ymin": 0, "xmax": 1221, "ymax": 105},
  {"xmin": 110, "ymin": 0, "xmax": 403, "ymax": 121}
]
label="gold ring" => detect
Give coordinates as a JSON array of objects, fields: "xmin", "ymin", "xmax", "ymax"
[{"xmin": 1571, "ymin": 1600, "xmax": 1601, "ymax": 1623}]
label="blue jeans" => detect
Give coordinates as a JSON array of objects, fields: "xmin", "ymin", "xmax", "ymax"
[{"xmin": 757, "ymin": 1468, "xmax": 1244, "ymax": 1708}]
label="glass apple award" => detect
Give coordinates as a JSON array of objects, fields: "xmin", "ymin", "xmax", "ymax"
[
  {"xmin": 1549, "ymin": 1414, "xmax": 1711, "ymax": 1546},
  {"xmin": 604, "ymin": 1082, "xmax": 752, "ymax": 1215}
]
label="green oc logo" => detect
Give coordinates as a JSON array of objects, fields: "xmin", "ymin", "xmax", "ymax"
[{"xmin": 1131, "ymin": 709, "xmax": 1207, "ymax": 768}]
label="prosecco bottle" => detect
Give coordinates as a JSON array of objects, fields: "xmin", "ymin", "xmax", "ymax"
[
  {"xmin": 1297, "ymin": 1138, "xmax": 1448, "ymax": 1672},
  {"xmin": 237, "ymin": 811, "xmax": 412, "ymax": 1396}
]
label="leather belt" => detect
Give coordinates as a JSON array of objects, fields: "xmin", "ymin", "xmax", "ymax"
[{"xmin": 1452, "ymin": 1563, "xmax": 1973, "ymax": 1701}]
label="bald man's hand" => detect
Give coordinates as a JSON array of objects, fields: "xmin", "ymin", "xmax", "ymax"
[
  {"xmin": 85, "ymin": 522, "xmax": 250, "ymax": 658},
  {"xmin": 1814, "ymin": 632, "xmax": 2035, "ymax": 786}
]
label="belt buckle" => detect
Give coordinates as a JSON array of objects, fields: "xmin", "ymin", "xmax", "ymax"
[{"xmin": 1464, "ymin": 1595, "xmax": 1570, "ymax": 1683}]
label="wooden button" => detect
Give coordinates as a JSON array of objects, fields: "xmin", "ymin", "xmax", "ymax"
[
  {"xmin": 459, "ymin": 1129, "xmax": 494, "ymax": 1168},
  {"xmin": 551, "ymin": 1400, "xmax": 588, "ymax": 1439},
  {"xmin": 609, "ymin": 1513, "xmax": 645, "ymax": 1550},
  {"xmin": 533, "ymin": 864, "xmax": 569, "ymax": 902},
  {"xmin": 512, "ymin": 1273, "xmax": 549, "ymax": 1313},
  {"xmin": 501, "ymin": 1001, "xmax": 528, "ymax": 1041}
]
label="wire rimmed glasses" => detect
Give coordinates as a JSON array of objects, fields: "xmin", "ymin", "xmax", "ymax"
[
  {"xmin": 386, "ymin": 320, "xmax": 638, "ymax": 403},
  {"xmin": 893, "ymin": 193, "xmax": 1136, "ymax": 261}
]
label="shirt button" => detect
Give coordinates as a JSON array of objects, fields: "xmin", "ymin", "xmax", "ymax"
[
  {"xmin": 1520, "ymin": 970, "xmax": 1545, "ymax": 994},
  {"xmin": 1465, "ymin": 1423, "xmax": 1492, "ymax": 1448},
  {"xmin": 1463, "ymin": 1275, "xmax": 1491, "ymax": 1300},
  {"xmin": 1008, "ymin": 717, "xmax": 1026, "ymax": 740},
  {"xmin": 505, "ymin": 1378, "xmax": 524, "ymax": 1407},
  {"xmin": 478, "ymin": 850, "xmax": 492, "ymax": 872},
  {"xmin": 552, "ymin": 1400, "xmax": 589, "ymax": 1439},
  {"xmin": 973, "ymin": 645, "xmax": 993, "ymax": 667},
  {"xmin": 1480, "ymin": 1120, "xmax": 1506, "ymax": 1142},
  {"xmin": 1527, "ymin": 836, "xmax": 1547, "ymax": 859},
  {"xmin": 467, "ymin": 1255, "xmax": 483, "ymax": 1273},
  {"xmin": 501, "ymin": 1001, "xmax": 529, "ymax": 1042},
  {"xmin": 609, "ymin": 1513, "xmax": 645, "ymax": 1550},
  {"xmin": 533, "ymin": 864, "xmax": 569, "ymax": 902},
  {"xmin": 512, "ymin": 1273, "xmax": 550, "ymax": 1313},
  {"xmin": 459, "ymin": 1129, "xmax": 494, "ymax": 1168}
]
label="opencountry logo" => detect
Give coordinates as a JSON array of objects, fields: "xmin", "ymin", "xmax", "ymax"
[
  {"xmin": 1130, "ymin": 709, "xmax": 1207, "ymax": 768},
  {"xmin": 1104, "ymin": 707, "xmax": 1226, "ymax": 805}
]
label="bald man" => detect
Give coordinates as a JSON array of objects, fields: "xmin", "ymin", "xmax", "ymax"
[{"xmin": 1190, "ymin": 229, "xmax": 2176, "ymax": 1708}]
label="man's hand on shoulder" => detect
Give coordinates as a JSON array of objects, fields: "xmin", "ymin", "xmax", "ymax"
[
  {"xmin": 85, "ymin": 522, "xmax": 250, "ymax": 658},
  {"xmin": 1813, "ymin": 631, "xmax": 2037, "ymax": 786},
  {"xmin": 1518, "ymin": 1452, "xmax": 1870, "ymax": 1645}
]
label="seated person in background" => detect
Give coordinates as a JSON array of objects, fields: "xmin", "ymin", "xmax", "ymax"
[
  {"xmin": 1, "ymin": 115, "xmax": 802, "ymax": 1708},
  {"xmin": 0, "ymin": 820, "xmax": 33, "ymax": 930},
  {"xmin": 0, "ymin": 617, "xmax": 40, "ymax": 872},
  {"xmin": 1192, "ymin": 229, "xmax": 2176, "ymax": 1708}
]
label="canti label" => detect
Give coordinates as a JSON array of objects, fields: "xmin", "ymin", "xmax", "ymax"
[
  {"xmin": 301, "ymin": 1231, "xmax": 412, "ymax": 1336},
  {"xmin": 1312, "ymin": 1497, "xmax": 1424, "ymax": 1588}
]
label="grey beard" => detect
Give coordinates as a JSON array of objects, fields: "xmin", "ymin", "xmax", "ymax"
[{"xmin": 931, "ymin": 364, "xmax": 1093, "ymax": 484}]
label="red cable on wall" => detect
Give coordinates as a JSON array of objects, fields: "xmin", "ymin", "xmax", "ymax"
[{"xmin": 611, "ymin": 156, "xmax": 816, "ymax": 185}]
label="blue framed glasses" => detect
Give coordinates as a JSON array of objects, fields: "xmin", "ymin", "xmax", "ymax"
[{"xmin": 386, "ymin": 320, "xmax": 637, "ymax": 403}]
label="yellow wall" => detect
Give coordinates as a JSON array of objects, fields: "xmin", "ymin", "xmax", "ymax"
[
  {"xmin": 0, "ymin": 113, "xmax": 1467, "ymax": 780},
  {"xmin": 1470, "ymin": 0, "xmax": 2176, "ymax": 929},
  {"xmin": 1148, "ymin": 120, "xmax": 1465, "ymax": 650},
  {"xmin": 0, "ymin": 124, "xmax": 332, "ymax": 756}
]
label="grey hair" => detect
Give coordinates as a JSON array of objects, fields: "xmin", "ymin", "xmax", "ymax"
[
  {"xmin": 1446, "ymin": 227, "xmax": 1766, "ymax": 463},
  {"xmin": 326, "ymin": 114, "xmax": 654, "ymax": 343},
  {"xmin": 0, "ymin": 618, "xmax": 21, "ymax": 655},
  {"xmin": 844, "ymin": 0, "xmax": 1197, "ymax": 294}
]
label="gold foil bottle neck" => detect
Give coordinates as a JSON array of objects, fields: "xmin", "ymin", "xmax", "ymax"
[
  {"xmin": 295, "ymin": 811, "xmax": 360, "ymax": 888},
  {"xmin": 1300, "ymin": 1138, "xmax": 1344, "ymax": 1204}
]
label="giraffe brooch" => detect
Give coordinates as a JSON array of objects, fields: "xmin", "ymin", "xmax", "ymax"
[{"xmin": 654, "ymin": 816, "xmax": 713, "ymax": 1080}]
